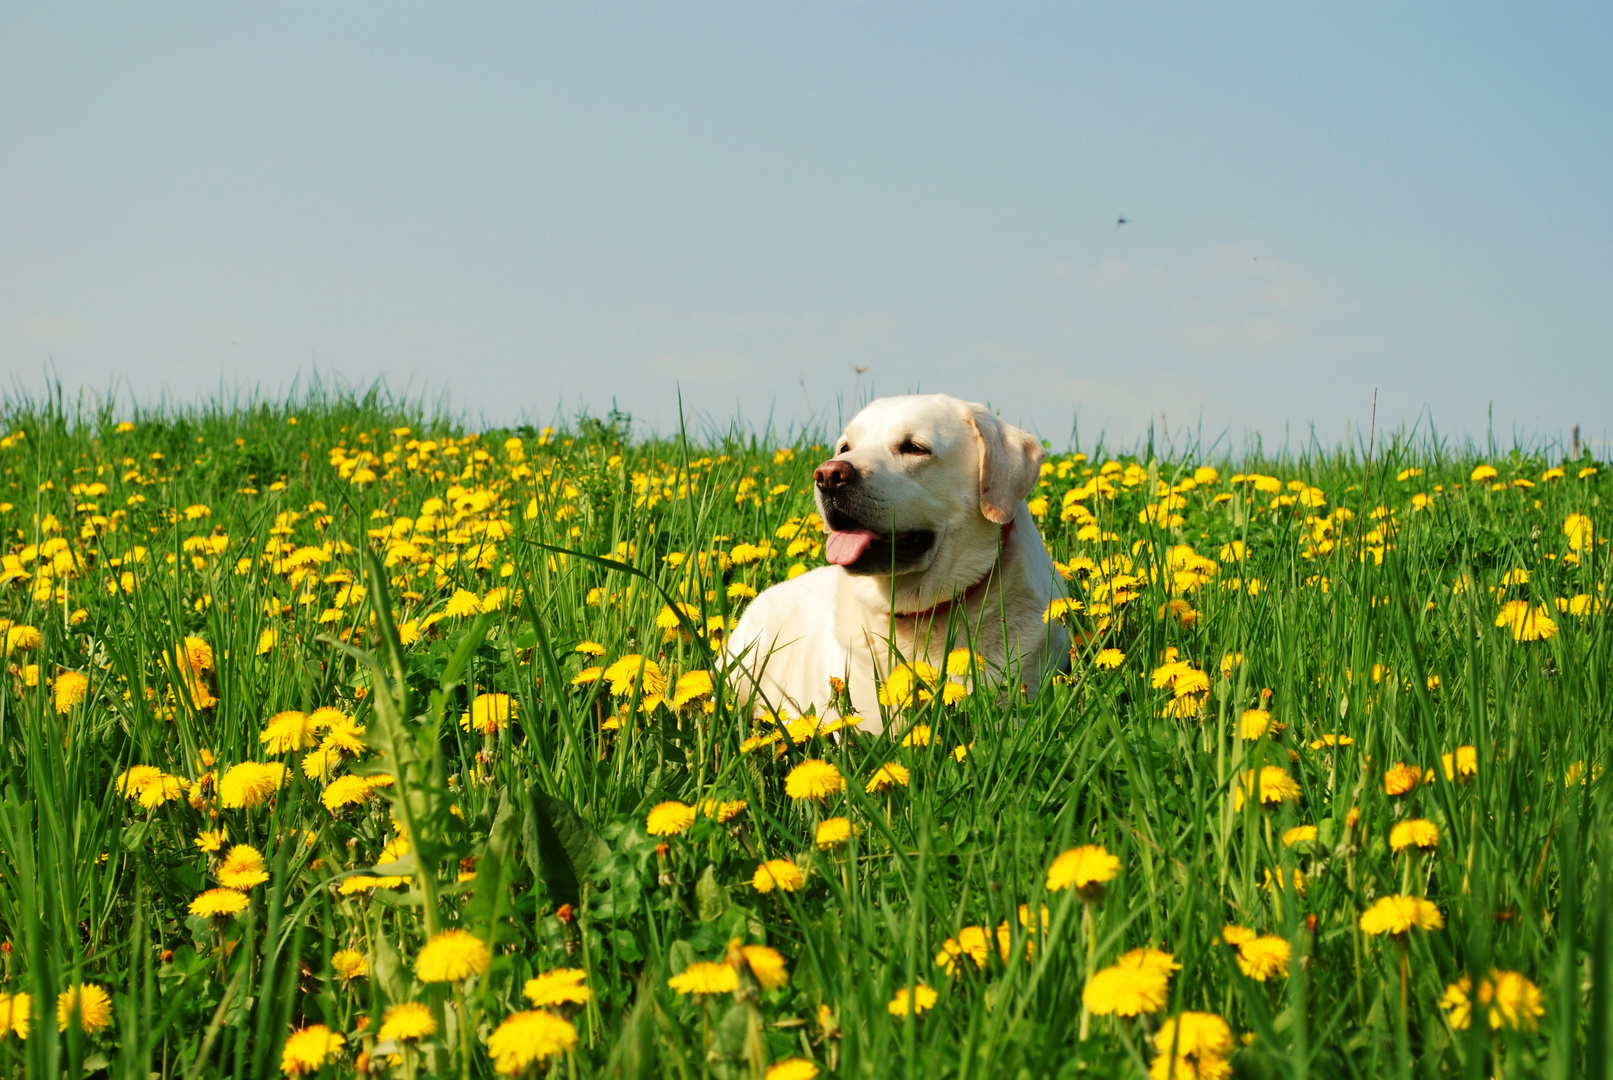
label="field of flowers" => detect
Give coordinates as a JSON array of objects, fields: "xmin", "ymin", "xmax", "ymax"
[{"xmin": 0, "ymin": 391, "xmax": 1607, "ymax": 1080}]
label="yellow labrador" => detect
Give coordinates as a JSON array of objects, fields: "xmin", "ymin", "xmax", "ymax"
[{"xmin": 724, "ymin": 394, "xmax": 1069, "ymax": 732}]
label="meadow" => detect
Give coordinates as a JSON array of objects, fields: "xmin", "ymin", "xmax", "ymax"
[{"xmin": 0, "ymin": 389, "xmax": 1607, "ymax": 1080}]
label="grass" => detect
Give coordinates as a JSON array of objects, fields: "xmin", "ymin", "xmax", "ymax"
[{"xmin": 0, "ymin": 386, "xmax": 1607, "ymax": 1079}]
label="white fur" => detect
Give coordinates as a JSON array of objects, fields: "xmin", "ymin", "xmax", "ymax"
[{"xmin": 723, "ymin": 394, "xmax": 1069, "ymax": 732}]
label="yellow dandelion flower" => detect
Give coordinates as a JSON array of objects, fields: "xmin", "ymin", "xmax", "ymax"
[
  {"xmin": 1382, "ymin": 762, "xmax": 1423, "ymax": 795},
  {"xmin": 1046, "ymin": 844, "xmax": 1121, "ymax": 896},
  {"xmin": 279, "ymin": 1025, "xmax": 344, "ymax": 1076},
  {"xmin": 739, "ymin": 945, "xmax": 790, "ymax": 989},
  {"xmin": 1441, "ymin": 745, "xmax": 1478, "ymax": 781},
  {"xmin": 864, "ymin": 763, "xmax": 910, "ymax": 794},
  {"xmin": 218, "ymin": 845, "xmax": 269, "ymax": 889},
  {"xmin": 486, "ymin": 1010, "xmax": 578, "ymax": 1074},
  {"xmin": 815, "ymin": 817, "xmax": 854, "ymax": 849},
  {"xmin": 784, "ymin": 759, "xmax": 844, "ymax": 800},
  {"xmin": 765, "ymin": 1060, "xmax": 820, "ymax": 1080},
  {"xmin": 1495, "ymin": 600, "xmax": 1558, "ymax": 642},
  {"xmin": 753, "ymin": 859, "xmax": 805, "ymax": 894},
  {"xmin": 1083, "ymin": 964, "xmax": 1170, "ymax": 1016},
  {"xmin": 0, "ymin": 991, "xmax": 31, "ymax": 1040},
  {"xmin": 460, "ymin": 692, "xmax": 515, "ymax": 734},
  {"xmin": 55, "ymin": 984, "xmax": 112, "ymax": 1034},
  {"xmin": 415, "ymin": 929, "xmax": 492, "ymax": 983},
  {"xmin": 1094, "ymin": 648, "xmax": 1125, "ymax": 670},
  {"xmin": 887, "ymin": 983, "xmax": 938, "ymax": 1017},
  {"xmin": 602, "ymin": 654, "xmax": 667, "ymax": 696},
  {"xmin": 1281, "ymin": 825, "xmax": 1317, "ymax": 846},
  {"xmin": 443, "ymin": 589, "xmax": 482, "ymax": 618},
  {"xmin": 524, "ymin": 968, "xmax": 593, "ymax": 1007},
  {"xmin": 645, "ymin": 801, "xmax": 696, "ymax": 837},
  {"xmin": 1233, "ymin": 766, "xmax": 1302, "ymax": 810},
  {"xmin": 331, "ymin": 949, "xmax": 368, "ymax": 981},
  {"xmin": 1389, "ymin": 819, "xmax": 1440, "ymax": 853},
  {"xmin": 189, "ymin": 888, "xmax": 249, "ymax": 918},
  {"xmin": 377, "ymin": 1002, "xmax": 436, "ymax": 1042},
  {"xmin": 1359, "ymin": 895, "xmax": 1443, "ymax": 936},
  {"xmin": 218, "ymin": 762, "xmax": 288, "ymax": 809},
  {"xmin": 194, "ymin": 829, "xmax": 226, "ymax": 853},
  {"xmin": 1235, "ymin": 936, "xmax": 1291, "ymax": 981},
  {"xmin": 668, "ymin": 961, "xmax": 739, "ymax": 996},
  {"xmin": 53, "ymin": 671, "xmax": 90, "ymax": 714},
  {"xmin": 321, "ymin": 775, "xmax": 374, "ymax": 813}
]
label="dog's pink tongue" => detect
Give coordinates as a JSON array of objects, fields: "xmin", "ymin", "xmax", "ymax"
[{"xmin": 825, "ymin": 529, "xmax": 876, "ymax": 566}]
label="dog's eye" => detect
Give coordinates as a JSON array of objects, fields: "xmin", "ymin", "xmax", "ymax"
[
  {"xmin": 897, "ymin": 437, "xmax": 931, "ymax": 457},
  {"xmin": 837, "ymin": 442, "xmax": 850, "ymax": 455}
]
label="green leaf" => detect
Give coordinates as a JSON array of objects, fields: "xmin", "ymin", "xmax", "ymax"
[
  {"xmin": 696, "ymin": 864, "xmax": 730, "ymax": 922},
  {"xmin": 464, "ymin": 790, "xmax": 520, "ymax": 940},
  {"xmin": 523, "ymin": 785, "xmax": 607, "ymax": 910}
]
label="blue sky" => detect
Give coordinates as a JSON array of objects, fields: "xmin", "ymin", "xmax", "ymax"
[{"xmin": 3, "ymin": 5, "xmax": 1609, "ymax": 451}]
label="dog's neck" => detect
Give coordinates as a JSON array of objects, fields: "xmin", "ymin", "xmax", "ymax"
[{"xmin": 890, "ymin": 519, "xmax": 1015, "ymax": 623}]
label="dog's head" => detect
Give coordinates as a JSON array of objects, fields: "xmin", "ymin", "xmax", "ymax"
[{"xmin": 814, "ymin": 394, "xmax": 1043, "ymax": 602}]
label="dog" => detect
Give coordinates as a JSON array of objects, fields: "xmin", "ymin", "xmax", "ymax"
[{"xmin": 724, "ymin": 394, "xmax": 1069, "ymax": 732}]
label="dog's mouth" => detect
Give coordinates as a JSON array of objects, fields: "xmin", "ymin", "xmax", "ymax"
[{"xmin": 823, "ymin": 510, "xmax": 935, "ymax": 574}]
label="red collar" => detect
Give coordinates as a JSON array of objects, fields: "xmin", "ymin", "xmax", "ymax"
[{"xmin": 893, "ymin": 519, "xmax": 1015, "ymax": 622}]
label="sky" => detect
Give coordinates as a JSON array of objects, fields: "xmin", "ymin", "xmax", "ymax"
[{"xmin": 3, "ymin": 4, "xmax": 1610, "ymax": 452}]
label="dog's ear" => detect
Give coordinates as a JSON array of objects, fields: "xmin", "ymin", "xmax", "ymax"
[{"xmin": 967, "ymin": 406, "xmax": 1044, "ymax": 525}]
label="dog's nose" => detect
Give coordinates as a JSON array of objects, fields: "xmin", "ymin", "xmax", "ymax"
[{"xmin": 814, "ymin": 459, "xmax": 856, "ymax": 492}]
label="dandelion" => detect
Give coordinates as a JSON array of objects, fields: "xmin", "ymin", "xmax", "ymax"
[
  {"xmin": 1441, "ymin": 746, "xmax": 1478, "ymax": 781},
  {"xmin": 1359, "ymin": 895, "xmax": 1443, "ymax": 936},
  {"xmin": 668, "ymin": 961, "xmax": 739, "ymax": 996},
  {"xmin": 934, "ymin": 927, "xmax": 991, "ymax": 975},
  {"xmin": 189, "ymin": 888, "xmax": 249, "ymax": 918},
  {"xmin": 1383, "ymin": 763, "xmax": 1423, "ymax": 796},
  {"xmin": 194, "ymin": 829, "xmax": 226, "ymax": 853},
  {"xmin": 524, "ymin": 968, "xmax": 593, "ymax": 1007},
  {"xmin": 640, "ymin": 802, "xmax": 696, "ymax": 838},
  {"xmin": 218, "ymin": 762, "xmax": 288, "ymax": 809},
  {"xmin": 1281, "ymin": 825, "xmax": 1317, "ymax": 846},
  {"xmin": 53, "ymin": 671, "xmax": 89, "ymax": 714},
  {"xmin": 602, "ymin": 654, "xmax": 666, "ymax": 696},
  {"xmin": 888, "ymin": 983, "xmax": 938, "ymax": 1017},
  {"xmin": 116, "ymin": 765, "xmax": 163, "ymax": 799},
  {"xmin": 1150, "ymin": 1012, "xmax": 1234, "ymax": 1080},
  {"xmin": 738, "ymin": 944, "xmax": 790, "ymax": 989},
  {"xmin": 1117, "ymin": 948, "xmax": 1180, "ymax": 974},
  {"xmin": 55, "ymin": 984, "xmax": 112, "ymax": 1034},
  {"xmin": 377, "ymin": 1002, "xmax": 436, "ymax": 1042},
  {"xmin": 486, "ymin": 1010, "xmax": 578, "ymax": 1074},
  {"xmin": 331, "ymin": 949, "xmax": 368, "ymax": 980},
  {"xmin": 321, "ymin": 775, "xmax": 374, "ymax": 813},
  {"xmin": 784, "ymin": 760, "xmax": 844, "ymax": 800},
  {"xmin": 766, "ymin": 1060, "xmax": 820, "ymax": 1080},
  {"xmin": 1094, "ymin": 648, "xmax": 1125, "ymax": 670},
  {"xmin": 1046, "ymin": 844, "xmax": 1121, "ymax": 898},
  {"xmin": 1239, "ymin": 709, "xmax": 1272, "ymax": 740},
  {"xmin": 864, "ymin": 763, "xmax": 911, "ymax": 794},
  {"xmin": 139, "ymin": 774, "xmax": 189, "ymax": 809},
  {"xmin": 4, "ymin": 624, "xmax": 41, "ymax": 656},
  {"xmin": 218, "ymin": 845, "xmax": 270, "ymax": 889},
  {"xmin": 0, "ymin": 991, "xmax": 30, "ymax": 1040},
  {"xmin": 260, "ymin": 711, "xmax": 319, "ymax": 754},
  {"xmin": 1235, "ymin": 936, "xmax": 1291, "ymax": 981},
  {"xmin": 1233, "ymin": 766, "xmax": 1301, "ymax": 810},
  {"xmin": 461, "ymin": 692, "xmax": 514, "ymax": 734},
  {"xmin": 1389, "ymin": 819, "xmax": 1440, "ymax": 853},
  {"xmin": 415, "ymin": 929, "xmax": 492, "ymax": 983},
  {"xmin": 900, "ymin": 724, "xmax": 933, "ymax": 748},
  {"xmin": 1309, "ymin": 733, "xmax": 1354, "ymax": 750},
  {"xmin": 697, "ymin": 797, "xmax": 747, "ymax": 822},
  {"xmin": 280, "ymin": 1024, "xmax": 345, "ymax": 1076},
  {"xmin": 443, "ymin": 589, "xmax": 482, "ymax": 618},
  {"xmin": 1083, "ymin": 964, "xmax": 1170, "ymax": 1016},
  {"xmin": 1495, "ymin": 600, "xmax": 1558, "ymax": 642},
  {"xmin": 815, "ymin": 817, "xmax": 854, "ymax": 849},
  {"xmin": 753, "ymin": 859, "xmax": 805, "ymax": 894},
  {"xmin": 672, "ymin": 670, "xmax": 714, "ymax": 708},
  {"xmin": 1440, "ymin": 971, "xmax": 1544, "ymax": 1032}
]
